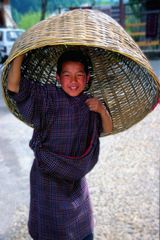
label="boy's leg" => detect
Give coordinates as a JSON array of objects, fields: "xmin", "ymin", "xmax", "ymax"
[{"xmin": 82, "ymin": 233, "xmax": 94, "ymax": 240}]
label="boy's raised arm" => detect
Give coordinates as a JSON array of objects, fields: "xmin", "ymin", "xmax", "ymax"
[{"xmin": 7, "ymin": 54, "xmax": 24, "ymax": 93}]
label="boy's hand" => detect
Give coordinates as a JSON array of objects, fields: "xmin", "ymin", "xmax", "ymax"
[
  {"xmin": 85, "ymin": 98, "xmax": 106, "ymax": 114},
  {"xmin": 85, "ymin": 98, "xmax": 113, "ymax": 134}
]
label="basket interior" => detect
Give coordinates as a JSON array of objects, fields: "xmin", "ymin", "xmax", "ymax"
[{"xmin": 4, "ymin": 45, "xmax": 158, "ymax": 134}]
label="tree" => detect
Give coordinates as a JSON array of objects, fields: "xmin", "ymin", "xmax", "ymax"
[
  {"xmin": 11, "ymin": 0, "xmax": 96, "ymax": 27},
  {"xmin": 10, "ymin": 0, "xmax": 40, "ymax": 14},
  {"xmin": 128, "ymin": 0, "xmax": 142, "ymax": 18},
  {"xmin": 41, "ymin": 0, "xmax": 48, "ymax": 20},
  {"xmin": 128, "ymin": 0, "xmax": 160, "ymax": 16}
]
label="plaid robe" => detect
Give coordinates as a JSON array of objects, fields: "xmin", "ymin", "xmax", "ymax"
[{"xmin": 9, "ymin": 77, "xmax": 101, "ymax": 240}]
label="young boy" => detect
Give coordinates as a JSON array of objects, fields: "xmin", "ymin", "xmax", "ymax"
[{"xmin": 7, "ymin": 50, "xmax": 112, "ymax": 240}]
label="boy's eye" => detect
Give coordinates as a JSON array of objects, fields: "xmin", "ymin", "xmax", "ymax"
[
  {"xmin": 63, "ymin": 73, "xmax": 70, "ymax": 77},
  {"xmin": 77, "ymin": 73, "xmax": 85, "ymax": 77}
]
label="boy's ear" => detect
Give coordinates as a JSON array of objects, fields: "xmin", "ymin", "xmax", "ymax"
[{"xmin": 56, "ymin": 73, "xmax": 61, "ymax": 83}]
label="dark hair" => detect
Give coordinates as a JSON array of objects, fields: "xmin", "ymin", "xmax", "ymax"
[{"xmin": 56, "ymin": 50, "xmax": 90, "ymax": 75}]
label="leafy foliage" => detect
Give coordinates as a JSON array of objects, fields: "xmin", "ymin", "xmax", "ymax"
[
  {"xmin": 10, "ymin": 0, "xmax": 41, "ymax": 14},
  {"xmin": 128, "ymin": 0, "xmax": 142, "ymax": 18},
  {"xmin": 10, "ymin": 0, "xmax": 126, "ymax": 29},
  {"xmin": 11, "ymin": 0, "xmax": 96, "ymax": 29},
  {"xmin": 17, "ymin": 12, "xmax": 41, "ymax": 30},
  {"xmin": 11, "ymin": 0, "xmax": 95, "ymax": 14}
]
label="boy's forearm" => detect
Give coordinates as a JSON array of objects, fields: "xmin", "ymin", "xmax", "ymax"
[
  {"xmin": 7, "ymin": 55, "xmax": 24, "ymax": 93},
  {"xmin": 100, "ymin": 109, "xmax": 113, "ymax": 134}
]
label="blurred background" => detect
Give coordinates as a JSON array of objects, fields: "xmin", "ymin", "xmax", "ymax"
[
  {"xmin": 0, "ymin": 0, "xmax": 160, "ymax": 61},
  {"xmin": 0, "ymin": 1, "xmax": 159, "ymax": 240}
]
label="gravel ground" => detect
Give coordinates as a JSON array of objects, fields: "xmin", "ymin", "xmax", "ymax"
[
  {"xmin": 89, "ymin": 105, "xmax": 160, "ymax": 240},
  {"xmin": 0, "ymin": 104, "xmax": 159, "ymax": 240}
]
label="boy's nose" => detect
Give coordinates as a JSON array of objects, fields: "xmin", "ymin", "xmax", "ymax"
[{"xmin": 71, "ymin": 76, "xmax": 78, "ymax": 82}]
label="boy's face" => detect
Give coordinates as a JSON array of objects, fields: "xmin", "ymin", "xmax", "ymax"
[{"xmin": 56, "ymin": 61, "xmax": 90, "ymax": 97}]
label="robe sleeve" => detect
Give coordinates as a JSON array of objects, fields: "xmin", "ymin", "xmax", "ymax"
[{"xmin": 8, "ymin": 78, "xmax": 49, "ymax": 128}]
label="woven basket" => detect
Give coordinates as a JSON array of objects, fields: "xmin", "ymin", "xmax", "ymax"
[{"xmin": 2, "ymin": 9, "xmax": 160, "ymax": 135}]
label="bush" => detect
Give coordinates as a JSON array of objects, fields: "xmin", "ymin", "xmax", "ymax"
[{"xmin": 14, "ymin": 11, "xmax": 41, "ymax": 30}]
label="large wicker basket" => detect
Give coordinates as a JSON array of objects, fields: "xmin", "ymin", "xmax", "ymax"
[{"xmin": 2, "ymin": 9, "xmax": 160, "ymax": 135}]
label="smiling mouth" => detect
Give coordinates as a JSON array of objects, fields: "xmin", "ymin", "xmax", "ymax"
[{"xmin": 69, "ymin": 86, "xmax": 79, "ymax": 90}]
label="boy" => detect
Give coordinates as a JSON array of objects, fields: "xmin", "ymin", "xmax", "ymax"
[{"xmin": 7, "ymin": 50, "xmax": 112, "ymax": 240}]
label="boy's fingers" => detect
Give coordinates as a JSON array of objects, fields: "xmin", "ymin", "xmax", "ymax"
[
  {"xmin": 85, "ymin": 98, "xmax": 97, "ymax": 104},
  {"xmin": 85, "ymin": 99, "xmax": 91, "ymax": 103},
  {"xmin": 85, "ymin": 99, "xmax": 91, "ymax": 106}
]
